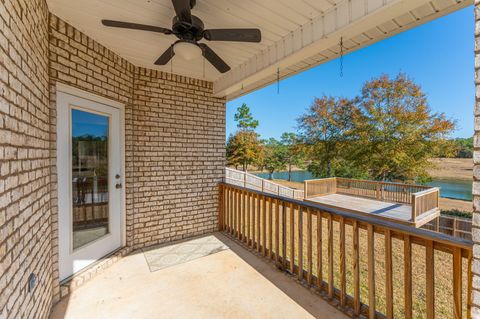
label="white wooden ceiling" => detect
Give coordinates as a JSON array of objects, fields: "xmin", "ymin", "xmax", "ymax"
[{"xmin": 47, "ymin": 0, "xmax": 471, "ymax": 100}]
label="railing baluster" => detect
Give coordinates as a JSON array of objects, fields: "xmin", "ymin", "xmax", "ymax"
[
  {"xmin": 234, "ymin": 189, "xmax": 238, "ymax": 237},
  {"xmin": 453, "ymin": 247, "xmax": 462, "ymax": 319},
  {"xmin": 368, "ymin": 224, "xmax": 376, "ymax": 319},
  {"xmin": 307, "ymin": 208, "xmax": 313, "ymax": 285},
  {"xmin": 298, "ymin": 206, "xmax": 304, "ymax": 281},
  {"xmin": 282, "ymin": 201, "xmax": 287, "ymax": 270},
  {"xmin": 385, "ymin": 229, "xmax": 393, "ymax": 319},
  {"xmin": 404, "ymin": 234, "xmax": 413, "ymax": 319},
  {"xmin": 426, "ymin": 240, "xmax": 435, "ymax": 319},
  {"xmin": 290, "ymin": 202, "xmax": 295, "ymax": 274},
  {"xmin": 275, "ymin": 199, "xmax": 280, "ymax": 264},
  {"xmin": 229, "ymin": 188, "xmax": 235, "ymax": 235},
  {"xmin": 328, "ymin": 214, "xmax": 334, "ymax": 299},
  {"xmin": 262, "ymin": 195, "xmax": 267, "ymax": 256},
  {"xmin": 256, "ymin": 194, "xmax": 261, "ymax": 252},
  {"xmin": 468, "ymin": 251, "xmax": 473, "ymax": 319},
  {"xmin": 246, "ymin": 192, "xmax": 251, "ymax": 245},
  {"xmin": 340, "ymin": 217, "xmax": 346, "ymax": 307},
  {"xmin": 268, "ymin": 198, "xmax": 273, "ymax": 259},
  {"xmin": 353, "ymin": 220, "xmax": 360, "ymax": 316},
  {"xmin": 239, "ymin": 190, "xmax": 244, "ymax": 240},
  {"xmin": 317, "ymin": 211, "xmax": 323, "ymax": 288}
]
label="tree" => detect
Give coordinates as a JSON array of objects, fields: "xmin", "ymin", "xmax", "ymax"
[
  {"xmin": 297, "ymin": 96, "xmax": 360, "ymax": 177},
  {"xmin": 280, "ymin": 132, "xmax": 306, "ymax": 181},
  {"xmin": 353, "ymin": 73, "xmax": 456, "ymax": 181},
  {"xmin": 234, "ymin": 103, "xmax": 259, "ymax": 132},
  {"xmin": 453, "ymin": 137, "xmax": 473, "ymax": 158},
  {"xmin": 262, "ymin": 138, "xmax": 287, "ymax": 179},
  {"xmin": 226, "ymin": 131, "xmax": 263, "ymax": 171},
  {"xmin": 226, "ymin": 104, "xmax": 262, "ymax": 171}
]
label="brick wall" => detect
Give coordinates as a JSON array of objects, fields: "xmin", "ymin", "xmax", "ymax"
[
  {"xmin": 131, "ymin": 68, "xmax": 225, "ymax": 249},
  {"xmin": 49, "ymin": 15, "xmax": 225, "ymax": 301},
  {"xmin": 474, "ymin": 2, "xmax": 480, "ymax": 318},
  {"xmin": 0, "ymin": 0, "xmax": 52, "ymax": 318}
]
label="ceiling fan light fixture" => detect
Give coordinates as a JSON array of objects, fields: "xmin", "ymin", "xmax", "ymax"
[{"xmin": 174, "ymin": 41, "xmax": 202, "ymax": 61}]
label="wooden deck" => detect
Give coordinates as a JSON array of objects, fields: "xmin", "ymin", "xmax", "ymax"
[{"xmin": 306, "ymin": 193, "xmax": 439, "ymax": 227}]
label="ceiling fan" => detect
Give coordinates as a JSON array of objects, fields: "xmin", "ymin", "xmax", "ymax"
[{"xmin": 101, "ymin": 0, "xmax": 262, "ymax": 73}]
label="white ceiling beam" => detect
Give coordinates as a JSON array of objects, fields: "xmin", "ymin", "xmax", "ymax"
[{"xmin": 213, "ymin": 0, "xmax": 469, "ymax": 99}]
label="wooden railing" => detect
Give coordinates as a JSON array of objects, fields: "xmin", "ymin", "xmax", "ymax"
[
  {"xmin": 304, "ymin": 177, "xmax": 336, "ymax": 197},
  {"xmin": 304, "ymin": 177, "xmax": 439, "ymax": 223},
  {"xmin": 219, "ymin": 183, "xmax": 472, "ymax": 319},
  {"xmin": 225, "ymin": 167, "xmax": 304, "ymax": 200},
  {"xmin": 423, "ymin": 215, "xmax": 472, "ymax": 240},
  {"xmin": 412, "ymin": 188, "xmax": 440, "ymax": 223}
]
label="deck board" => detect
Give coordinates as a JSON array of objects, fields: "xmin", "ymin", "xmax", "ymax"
[{"xmin": 306, "ymin": 194, "xmax": 438, "ymax": 227}]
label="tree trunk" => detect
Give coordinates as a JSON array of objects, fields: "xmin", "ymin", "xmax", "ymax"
[{"xmin": 288, "ymin": 163, "xmax": 292, "ymax": 181}]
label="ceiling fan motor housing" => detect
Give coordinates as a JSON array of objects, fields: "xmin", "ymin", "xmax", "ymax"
[{"xmin": 172, "ymin": 15, "xmax": 204, "ymax": 41}]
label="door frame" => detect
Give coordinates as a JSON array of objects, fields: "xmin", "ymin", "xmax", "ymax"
[{"xmin": 56, "ymin": 83, "xmax": 126, "ymax": 280}]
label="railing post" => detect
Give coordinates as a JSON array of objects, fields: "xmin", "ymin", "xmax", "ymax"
[
  {"xmin": 262, "ymin": 179, "xmax": 265, "ymax": 192},
  {"xmin": 411, "ymin": 194, "xmax": 417, "ymax": 223},
  {"xmin": 218, "ymin": 184, "xmax": 224, "ymax": 231},
  {"xmin": 304, "ymin": 181, "xmax": 308, "ymax": 199},
  {"xmin": 243, "ymin": 171, "xmax": 247, "ymax": 187},
  {"xmin": 376, "ymin": 183, "xmax": 380, "ymax": 200}
]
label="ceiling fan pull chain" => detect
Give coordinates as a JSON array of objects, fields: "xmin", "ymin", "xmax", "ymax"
[{"xmin": 340, "ymin": 36, "xmax": 344, "ymax": 78}]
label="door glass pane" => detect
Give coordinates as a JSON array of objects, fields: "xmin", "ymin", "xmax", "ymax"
[{"xmin": 71, "ymin": 109, "xmax": 109, "ymax": 250}]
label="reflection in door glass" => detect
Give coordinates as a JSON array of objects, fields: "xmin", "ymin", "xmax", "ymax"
[{"xmin": 71, "ymin": 109, "xmax": 109, "ymax": 250}]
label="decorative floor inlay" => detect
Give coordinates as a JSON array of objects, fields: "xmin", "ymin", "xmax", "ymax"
[{"xmin": 142, "ymin": 235, "xmax": 229, "ymax": 272}]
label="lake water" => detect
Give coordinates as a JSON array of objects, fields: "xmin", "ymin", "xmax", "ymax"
[{"xmin": 254, "ymin": 171, "xmax": 472, "ymax": 201}]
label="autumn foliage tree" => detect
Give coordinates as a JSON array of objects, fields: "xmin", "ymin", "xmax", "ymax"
[
  {"xmin": 297, "ymin": 96, "xmax": 360, "ymax": 177},
  {"xmin": 297, "ymin": 74, "xmax": 455, "ymax": 181},
  {"xmin": 353, "ymin": 74, "xmax": 455, "ymax": 181}
]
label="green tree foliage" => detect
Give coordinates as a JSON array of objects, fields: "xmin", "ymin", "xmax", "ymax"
[
  {"xmin": 280, "ymin": 132, "xmax": 306, "ymax": 181},
  {"xmin": 262, "ymin": 138, "xmax": 287, "ymax": 179},
  {"xmin": 297, "ymin": 96, "xmax": 360, "ymax": 177},
  {"xmin": 453, "ymin": 137, "xmax": 473, "ymax": 158},
  {"xmin": 353, "ymin": 74, "xmax": 456, "ymax": 181},
  {"xmin": 234, "ymin": 103, "xmax": 259, "ymax": 131},
  {"xmin": 226, "ymin": 131, "xmax": 263, "ymax": 171}
]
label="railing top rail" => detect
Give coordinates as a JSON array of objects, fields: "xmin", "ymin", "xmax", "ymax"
[
  {"xmin": 221, "ymin": 182, "xmax": 472, "ymax": 250},
  {"xmin": 304, "ymin": 177, "xmax": 337, "ymax": 183},
  {"xmin": 334, "ymin": 177, "xmax": 432, "ymax": 189},
  {"xmin": 412, "ymin": 187, "xmax": 440, "ymax": 197}
]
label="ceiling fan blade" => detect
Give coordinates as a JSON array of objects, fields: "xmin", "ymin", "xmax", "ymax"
[
  {"xmin": 171, "ymin": 0, "xmax": 192, "ymax": 23},
  {"xmin": 102, "ymin": 20, "xmax": 172, "ymax": 35},
  {"xmin": 154, "ymin": 45, "xmax": 175, "ymax": 65},
  {"xmin": 199, "ymin": 44, "xmax": 230, "ymax": 73},
  {"xmin": 203, "ymin": 29, "xmax": 261, "ymax": 43}
]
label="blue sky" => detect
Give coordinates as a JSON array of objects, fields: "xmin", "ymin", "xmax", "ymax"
[{"xmin": 226, "ymin": 6, "xmax": 474, "ymax": 140}]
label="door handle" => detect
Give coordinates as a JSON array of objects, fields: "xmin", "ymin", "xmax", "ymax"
[{"xmin": 115, "ymin": 183, "xmax": 122, "ymax": 189}]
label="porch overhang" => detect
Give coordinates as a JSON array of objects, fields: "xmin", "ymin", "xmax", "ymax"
[{"xmin": 47, "ymin": 0, "xmax": 471, "ymax": 101}]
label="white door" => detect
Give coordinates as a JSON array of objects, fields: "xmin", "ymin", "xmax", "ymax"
[{"xmin": 57, "ymin": 89, "xmax": 123, "ymax": 281}]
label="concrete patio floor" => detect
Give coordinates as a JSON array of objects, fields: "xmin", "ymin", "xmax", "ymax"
[{"xmin": 50, "ymin": 233, "xmax": 347, "ymax": 319}]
